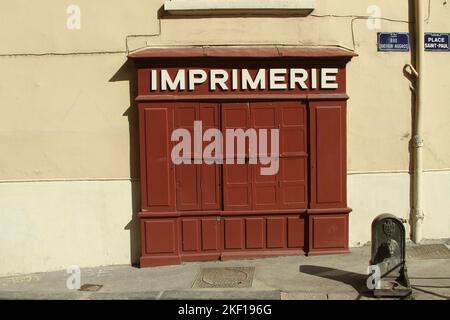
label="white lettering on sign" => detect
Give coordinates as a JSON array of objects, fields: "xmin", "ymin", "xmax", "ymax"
[
  {"xmin": 210, "ymin": 69, "xmax": 229, "ymax": 91},
  {"xmin": 290, "ymin": 69, "xmax": 308, "ymax": 90},
  {"xmin": 150, "ymin": 68, "xmax": 339, "ymax": 92},
  {"xmin": 321, "ymin": 68, "xmax": 339, "ymax": 89},
  {"xmin": 189, "ymin": 70, "xmax": 207, "ymax": 91},
  {"xmin": 161, "ymin": 69, "xmax": 185, "ymax": 91},
  {"xmin": 242, "ymin": 69, "xmax": 266, "ymax": 90}
]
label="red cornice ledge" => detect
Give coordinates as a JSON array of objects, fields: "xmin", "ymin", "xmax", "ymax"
[{"xmin": 128, "ymin": 46, "xmax": 358, "ymax": 60}]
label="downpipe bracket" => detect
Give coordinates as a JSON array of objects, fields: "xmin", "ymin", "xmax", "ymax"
[
  {"xmin": 412, "ymin": 135, "xmax": 424, "ymax": 148},
  {"xmin": 411, "ymin": 208, "xmax": 425, "ymax": 222}
]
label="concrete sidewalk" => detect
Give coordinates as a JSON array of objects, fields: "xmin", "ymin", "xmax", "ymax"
[{"xmin": 1, "ymin": 241, "xmax": 449, "ymax": 300}]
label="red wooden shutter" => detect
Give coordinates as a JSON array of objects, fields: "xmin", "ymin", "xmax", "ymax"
[
  {"xmin": 278, "ymin": 102, "xmax": 308, "ymax": 209},
  {"xmin": 199, "ymin": 104, "xmax": 221, "ymax": 210},
  {"xmin": 309, "ymin": 101, "xmax": 347, "ymax": 209},
  {"xmin": 250, "ymin": 102, "xmax": 279, "ymax": 210},
  {"xmin": 222, "ymin": 103, "xmax": 252, "ymax": 211},
  {"xmin": 140, "ymin": 103, "xmax": 175, "ymax": 211},
  {"xmin": 174, "ymin": 103, "xmax": 201, "ymax": 211}
]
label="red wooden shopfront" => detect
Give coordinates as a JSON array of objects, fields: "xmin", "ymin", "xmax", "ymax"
[{"xmin": 129, "ymin": 47, "xmax": 356, "ymax": 267}]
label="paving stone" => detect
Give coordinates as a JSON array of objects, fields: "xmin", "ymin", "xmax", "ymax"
[
  {"xmin": 281, "ymin": 292, "xmax": 327, "ymax": 300},
  {"xmin": 160, "ymin": 290, "xmax": 281, "ymax": 300},
  {"xmin": 0, "ymin": 291, "xmax": 90, "ymax": 300},
  {"xmin": 327, "ymin": 292, "xmax": 360, "ymax": 300},
  {"xmin": 89, "ymin": 291, "xmax": 161, "ymax": 300}
]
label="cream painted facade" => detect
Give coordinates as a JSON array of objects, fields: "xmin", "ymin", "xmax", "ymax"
[{"xmin": 0, "ymin": 0, "xmax": 449, "ymax": 276}]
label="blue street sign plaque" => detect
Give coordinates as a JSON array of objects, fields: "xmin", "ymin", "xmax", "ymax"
[
  {"xmin": 424, "ymin": 33, "xmax": 450, "ymax": 51},
  {"xmin": 378, "ymin": 32, "xmax": 410, "ymax": 52}
]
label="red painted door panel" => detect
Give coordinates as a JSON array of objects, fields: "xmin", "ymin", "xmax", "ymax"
[
  {"xmin": 199, "ymin": 104, "xmax": 221, "ymax": 210},
  {"xmin": 176, "ymin": 163, "xmax": 201, "ymax": 210},
  {"xmin": 222, "ymin": 101, "xmax": 308, "ymax": 211},
  {"xmin": 287, "ymin": 216, "xmax": 305, "ymax": 248},
  {"xmin": 278, "ymin": 103, "xmax": 308, "ymax": 209},
  {"xmin": 245, "ymin": 218, "xmax": 265, "ymax": 249},
  {"xmin": 201, "ymin": 218, "xmax": 220, "ymax": 251},
  {"xmin": 309, "ymin": 215, "xmax": 348, "ymax": 251},
  {"xmin": 200, "ymin": 163, "xmax": 221, "ymax": 210},
  {"xmin": 181, "ymin": 219, "xmax": 201, "ymax": 252},
  {"xmin": 143, "ymin": 219, "xmax": 178, "ymax": 254},
  {"xmin": 174, "ymin": 103, "xmax": 221, "ymax": 211},
  {"xmin": 222, "ymin": 103, "xmax": 252, "ymax": 210},
  {"xmin": 174, "ymin": 103, "xmax": 201, "ymax": 210},
  {"xmin": 310, "ymin": 102, "xmax": 347, "ymax": 209},
  {"xmin": 224, "ymin": 218, "xmax": 245, "ymax": 249},
  {"xmin": 279, "ymin": 157, "xmax": 307, "ymax": 208},
  {"xmin": 140, "ymin": 105, "xmax": 175, "ymax": 211},
  {"xmin": 250, "ymin": 103, "xmax": 279, "ymax": 210},
  {"xmin": 266, "ymin": 217, "xmax": 286, "ymax": 248}
]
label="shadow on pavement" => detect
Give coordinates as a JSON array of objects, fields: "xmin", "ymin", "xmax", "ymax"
[
  {"xmin": 300, "ymin": 266, "xmax": 450, "ymax": 300},
  {"xmin": 411, "ymin": 286, "xmax": 450, "ymax": 300},
  {"xmin": 409, "ymin": 276, "xmax": 450, "ymax": 299},
  {"xmin": 299, "ymin": 265, "xmax": 371, "ymax": 299}
]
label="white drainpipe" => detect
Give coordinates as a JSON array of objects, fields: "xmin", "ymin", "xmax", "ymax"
[{"xmin": 411, "ymin": 0, "xmax": 425, "ymax": 243}]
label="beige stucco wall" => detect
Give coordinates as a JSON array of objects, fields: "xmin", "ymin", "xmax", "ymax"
[
  {"xmin": 0, "ymin": 180, "xmax": 140, "ymax": 276},
  {"xmin": 0, "ymin": 0, "xmax": 449, "ymax": 276},
  {"xmin": 0, "ymin": 54, "xmax": 137, "ymax": 180}
]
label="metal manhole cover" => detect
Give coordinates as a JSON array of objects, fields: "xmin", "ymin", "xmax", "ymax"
[
  {"xmin": 407, "ymin": 244, "xmax": 450, "ymax": 260},
  {"xmin": 78, "ymin": 284, "xmax": 103, "ymax": 292},
  {"xmin": 192, "ymin": 267, "xmax": 255, "ymax": 288}
]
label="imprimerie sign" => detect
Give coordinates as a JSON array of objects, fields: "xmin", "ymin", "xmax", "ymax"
[{"xmin": 149, "ymin": 68, "xmax": 340, "ymax": 92}]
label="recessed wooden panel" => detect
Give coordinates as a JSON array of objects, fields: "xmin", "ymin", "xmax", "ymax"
[
  {"xmin": 199, "ymin": 103, "xmax": 220, "ymax": 152},
  {"xmin": 281, "ymin": 107, "xmax": 305, "ymax": 126},
  {"xmin": 279, "ymin": 158, "xmax": 307, "ymax": 209},
  {"xmin": 266, "ymin": 217, "xmax": 286, "ymax": 248},
  {"xmin": 253, "ymin": 163, "xmax": 278, "ymax": 210},
  {"xmin": 144, "ymin": 220, "xmax": 177, "ymax": 254},
  {"xmin": 202, "ymin": 218, "xmax": 220, "ymax": 251},
  {"xmin": 222, "ymin": 103, "xmax": 252, "ymax": 211},
  {"xmin": 224, "ymin": 218, "xmax": 244, "ymax": 249},
  {"xmin": 199, "ymin": 103, "xmax": 221, "ymax": 210},
  {"xmin": 223, "ymin": 104, "xmax": 250, "ymax": 128},
  {"xmin": 181, "ymin": 219, "xmax": 200, "ymax": 252},
  {"xmin": 245, "ymin": 218, "xmax": 265, "ymax": 249},
  {"xmin": 223, "ymin": 163, "xmax": 252, "ymax": 210},
  {"xmin": 310, "ymin": 102, "xmax": 347, "ymax": 209},
  {"xmin": 173, "ymin": 102, "xmax": 200, "ymax": 210},
  {"xmin": 222, "ymin": 103, "xmax": 250, "ymax": 158},
  {"xmin": 252, "ymin": 104, "xmax": 278, "ymax": 131},
  {"xmin": 201, "ymin": 164, "xmax": 221, "ymax": 210},
  {"xmin": 176, "ymin": 163, "xmax": 201, "ymax": 211},
  {"xmin": 144, "ymin": 108, "xmax": 172, "ymax": 208},
  {"xmin": 316, "ymin": 107, "xmax": 342, "ymax": 204},
  {"xmin": 199, "ymin": 105, "xmax": 218, "ymax": 127},
  {"xmin": 251, "ymin": 103, "xmax": 278, "ymax": 157},
  {"xmin": 287, "ymin": 217, "xmax": 305, "ymax": 248},
  {"xmin": 279, "ymin": 104, "xmax": 306, "ymax": 156},
  {"xmin": 250, "ymin": 103, "xmax": 279, "ymax": 210},
  {"xmin": 173, "ymin": 105, "xmax": 196, "ymax": 162},
  {"xmin": 312, "ymin": 215, "xmax": 347, "ymax": 249},
  {"xmin": 174, "ymin": 104, "xmax": 196, "ymax": 128},
  {"xmin": 139, "ymin": 104, "xmax": 176, "ymax": 212},
  {"xmin": 254, "ymin": 185, "xmax": 278, "ymax": 207}
]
